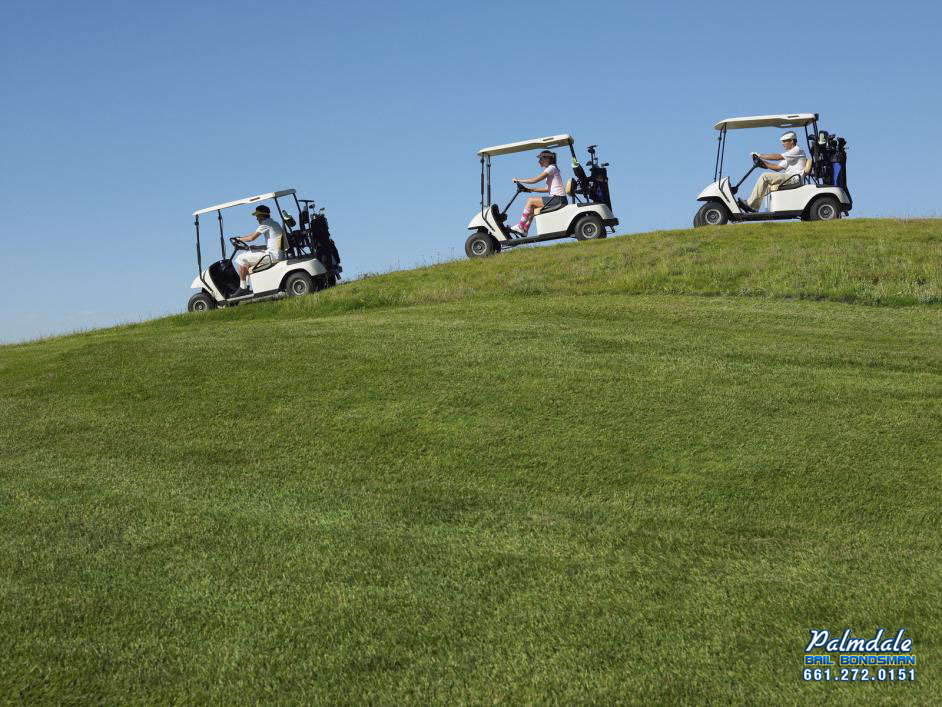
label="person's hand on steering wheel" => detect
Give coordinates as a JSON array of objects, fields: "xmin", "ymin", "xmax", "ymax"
[{"xmin": 229, "ymin": 236, "xmax": 246, "ymax": 250}]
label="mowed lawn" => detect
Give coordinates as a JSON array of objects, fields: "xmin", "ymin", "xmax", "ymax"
[{"xmin": 1, "ymin": 220, "xmax": 941, "ymax": 703}]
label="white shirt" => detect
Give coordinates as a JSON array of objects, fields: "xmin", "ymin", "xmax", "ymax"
[
  {"xmin": 542, "ymin": 164, "xmax": 565, "ymax": 197},
  {"xmin": 778, "ymin": 145, "xmax": 807, "ymax": 177},
  {"xmin": 256, "ymin": 218, "xmax": 285, "ymax": 259}
]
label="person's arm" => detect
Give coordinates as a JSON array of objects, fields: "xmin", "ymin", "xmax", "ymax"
[
  {"xmin": 752, "ymin": 151, "xmax": 784, "ymax": 170},
  {"xmin": 513, "ymin": 169, "xmax": 550, "ymax": 186},
  {"xmin": 239, "ymin": 230, "xmax": 261, "ymax": 243}
]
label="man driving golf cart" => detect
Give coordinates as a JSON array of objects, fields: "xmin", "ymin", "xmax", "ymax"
[
  {"xmin": 693, "ymin": 113, "xmax": 851, "ymax": 225},
  {"xmin": 187, "ymin": 188, "xmax": 342, "ymax": 312},
  {"xmin": 738, "ymin": 131, "xmax": 807, "ymax": 213},
  {"xmin": 231, "ymin": 204, "xmax": 285, "ymax": 298}
]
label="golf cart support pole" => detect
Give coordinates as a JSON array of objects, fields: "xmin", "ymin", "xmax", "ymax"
[
  {"xmin": 480, "ymin": 156, "xmax": 485, "ymax": 214},
  {"xmin": 486, "ymin": 155, "xmax": 492, "ymax": 208},
  {"xmin": 195, "ymin": 215, "xmax": 202, "ymax": 274},
  {"xmin": 216, "ymin": 210, "xmax": 225, "ymax": 258},
  {"xmin": 714, "ymin": 130, "xmax": 722, "ymax": 181},
  {"xmin": 718, "ymin": 127, "xmax": 727, "ymax": 180},
  {"xmin": 195, "ymin": 215, "xmax": 212, "ymax": 294}
]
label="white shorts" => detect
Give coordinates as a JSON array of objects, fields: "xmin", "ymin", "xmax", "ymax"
[{"xmin": 235, "ymin": 250, "xmax": 279, "ymax": 270}]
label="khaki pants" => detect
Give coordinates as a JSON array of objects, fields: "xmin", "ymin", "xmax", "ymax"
[{"xmin": 747, "ymin": 172, "xmax": 791, "ymax": 210}]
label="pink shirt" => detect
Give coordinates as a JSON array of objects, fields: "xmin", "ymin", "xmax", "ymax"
[{"xmin": 542, "ymin": 165, "xmax": 565, "ymax": 197}]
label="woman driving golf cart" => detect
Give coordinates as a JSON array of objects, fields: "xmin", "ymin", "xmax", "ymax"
[{"xmin": 509, "ymin": 150, "xmax": 567, "ymax": 236}]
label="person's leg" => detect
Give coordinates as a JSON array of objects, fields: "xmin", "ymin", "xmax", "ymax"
[
  {"xmin": 233, "ymin": 254, "xmax": 248, "ymax": 288},
  {"xmin": 233, "ymin": 253, "xmax": 260, "ymax": 295},
  {"xmin": 747, "ymin": 173, "xmax": 782, "ymax": 211},
  {"xmin": 516, "ymin": 197, "xmax": 544, "ymax": 233}
]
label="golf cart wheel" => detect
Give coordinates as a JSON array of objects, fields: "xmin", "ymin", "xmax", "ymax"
[
  {"xmin": 187, "ymin": 292, "xmax": 217, "ymax": 312},
  {"xmin": 465, "ymin": 231, "xmax": 497, "ymax": 258},
  {"xmin": 809, "ymin": 197, "xmax": 842, "ymax": 222},
  {"xmin": 696, "ymin": 201, "xmax": 729, "ymax": 227},
  {"xmin": 285, "ymin": 271, "xmax": 314, "ymax": 297},
  {"xmin": 573, "ymin": 214, "xmax": 605, "ymax": 241}
]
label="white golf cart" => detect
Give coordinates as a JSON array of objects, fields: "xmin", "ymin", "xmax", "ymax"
[
  {"xmin": 694, "ymin": 113, "xmax": 851, "ymax": 227},
  {"xmin": 187, "ymin": 189, "xmax": 342, "ymax": 312},
  {"xmin": 464, "ymin": 134, "xmax": 618, "ymax": 258}
]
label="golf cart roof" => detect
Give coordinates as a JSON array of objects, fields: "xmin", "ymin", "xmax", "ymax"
[
  {"xmin": 193, "ymin": 189, "xmax": 296, "ymax": 216},
  {"xmin": 478, "ymin": 134, "xmax": 573, "ymax": 157},
  {"xmin": 713, "ymin": 113, "xmax": 818, "ymax": 131}
]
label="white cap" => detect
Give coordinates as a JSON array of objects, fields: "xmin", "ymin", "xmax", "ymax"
[{"xmin": 780, "ymin": 131, "xmax": 798, "ymax": 142}]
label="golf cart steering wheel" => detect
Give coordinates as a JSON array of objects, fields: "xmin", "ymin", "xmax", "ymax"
[
  {"xmin": 229, "ymin": 236, "xmax": 247, "ymax": 250},
  {"xmin": 752, "ymin": 153, "xmax": 765, "ymax": 168},
  {"xmin": 515, "ymin": 182, "xmax": 531, "ymax": 193}
]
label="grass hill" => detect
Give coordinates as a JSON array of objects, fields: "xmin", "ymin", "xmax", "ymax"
[{"xmin": 2, "ymin": 219, "xmax": 941, "ymax": 703}]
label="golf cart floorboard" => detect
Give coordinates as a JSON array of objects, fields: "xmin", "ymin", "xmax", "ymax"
[
  {"xmin": 498, "ymin": 230, "xmax": 570, "ymax": 246},
  {"xmin": 498, "ymin": 218, "xmax": 618, "ymax": 247},
  {"xmin": 732, "ymin": 210, "xmax": 804, "ymax": 222}
]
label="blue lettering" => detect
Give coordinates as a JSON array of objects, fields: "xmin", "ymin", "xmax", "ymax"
[{"xmin": 805, "ymin": 656, "xmax": 833, "ymax": 665}]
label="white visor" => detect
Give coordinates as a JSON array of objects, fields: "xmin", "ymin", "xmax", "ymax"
[{"xmin": 780, "ymin": 131, "xmax": 798, "ymax": 142}]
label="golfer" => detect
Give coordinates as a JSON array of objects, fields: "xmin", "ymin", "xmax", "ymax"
[
  {"xmin": 231, "ymin": 205, "xmax": 285, "ymax": 298},
  {"xmin": 509, "ymin": 150, "xmax": 567, "ymax": 236},
  {"xmin": 739, "ymin": 131, "xmax": 807, "ymax": 212}
]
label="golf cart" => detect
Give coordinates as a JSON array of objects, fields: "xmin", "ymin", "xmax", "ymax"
[
  {"xmin": 694, "ymin": 113, "xmax": 851, "ymax": 226},
  {"xmin": 187, "ymin": 189, "xmax": 342, "ymax": 312},
  {"xmin": 464, "ymin": 134, "xmax": 618, "ymax": 258}
]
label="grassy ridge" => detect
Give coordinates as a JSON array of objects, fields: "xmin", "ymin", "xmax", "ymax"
[
  {"xmin": 219, "ymin": 218, "xmax": 939, "ymax": 320},
  {"xmin": 1, "ymin": 219, "xmax": 941, "ymax": 703}
]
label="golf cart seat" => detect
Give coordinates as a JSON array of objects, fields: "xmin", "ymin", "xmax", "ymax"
[
  {"xmin": 536, "ymin": 197, "xmax": 567, "ymax": 215},
  {"xmin": 772, "ymin": 156, "xmax": 814, "ymax": 192},
  {"xmin": 248, "ymin": 252, "xmax": 276, "ymax": 274}
]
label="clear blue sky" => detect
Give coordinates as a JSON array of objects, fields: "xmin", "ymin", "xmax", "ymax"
[{"xmin": 1, "ymin": 0, "xmax": 939, "ymax": 343}]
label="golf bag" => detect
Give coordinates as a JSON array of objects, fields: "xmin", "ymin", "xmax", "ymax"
[
  {"xmin": 810, "ymin": 131, "xmax": 848, "ymax": 191},
  {"xmin": 589, "ymin": 163, "xmax": 612, "ymax": 209},
  {"xmin": 311, "ymin": 212, "xmax": 342, "ymax": 275},
  {"xmin": 570, "ymin": 145, "xmax": 613, "ymax": 209}
]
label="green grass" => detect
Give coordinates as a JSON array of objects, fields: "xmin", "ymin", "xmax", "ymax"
[{"xmin": 2, "ymin": 219, "xmax": 941, "ymax": 703}]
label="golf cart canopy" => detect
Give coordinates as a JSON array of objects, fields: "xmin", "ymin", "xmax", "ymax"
[
  {"xmin": 478, "ymin": 134, "xmax": 573, "ymax": 157},
  {"xmin": 713, "ymin": 113, "xmax": 818, "ymax": 131},
  {"xmin": 193, "ymin": 189, "xmax": 297, "ymax": 216}
]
